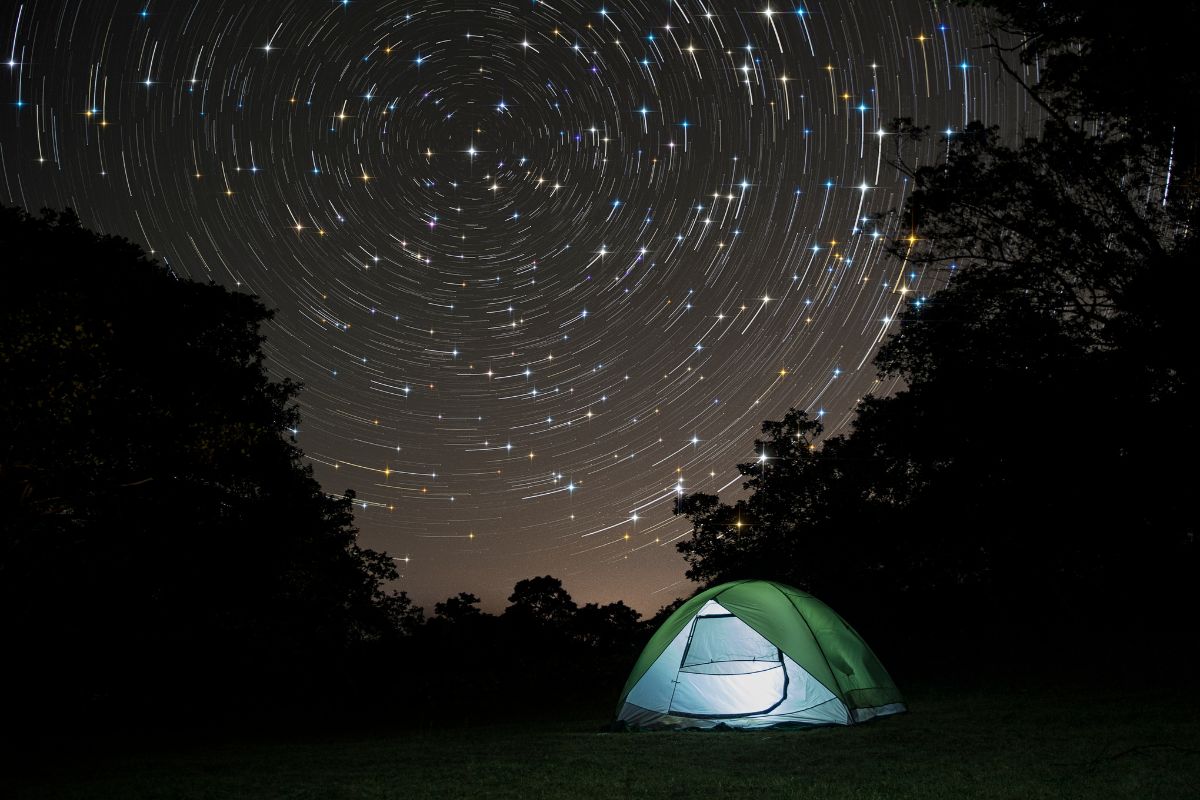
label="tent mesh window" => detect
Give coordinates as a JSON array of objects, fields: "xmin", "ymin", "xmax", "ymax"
[{"xmin": 668, "ymin": 613, "xmax": 789, "ymax": 718}]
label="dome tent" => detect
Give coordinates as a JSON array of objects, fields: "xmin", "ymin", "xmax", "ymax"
[{"xmin": 616, "ymin": 580, "xmax": 905, "ymax": 729}]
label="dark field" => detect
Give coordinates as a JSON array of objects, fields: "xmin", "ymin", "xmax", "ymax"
[{"xmin": 13, "ymin": 677, "xmax": 1200, "ymax": 799}]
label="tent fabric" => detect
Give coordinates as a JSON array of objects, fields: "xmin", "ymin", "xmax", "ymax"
[{"xmin": 616, "ymin": 581, "xmax": 904, "ymax": 730}]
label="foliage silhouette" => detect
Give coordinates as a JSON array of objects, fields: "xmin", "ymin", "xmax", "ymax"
[
  {"xmin": 674, "ymin": 1, "xmax": 1197, "ymax": 652},
  {"xmin": 504, "ymin": 575, "xmax": 580, "ymax": 629},
  {"xmin": 383, "ymin": 576, "xmax": 649, "ymax": 722},
  {"xmin": 0, "ymin": 206, "xmax": 411, "ymax": 728},
  {"xmin": 0, "ymin": 207, "xmax": 656, "ymax": 728},
  {"xmin": 432, "ymin": 592, "xmax": 485, "ymax": 624}
]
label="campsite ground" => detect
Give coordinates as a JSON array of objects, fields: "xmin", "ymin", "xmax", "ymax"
[{"xmin": 13, "ymin": 676, "xmax": 1199, "ymax": 799}]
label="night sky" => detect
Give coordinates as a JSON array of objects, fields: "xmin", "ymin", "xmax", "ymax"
[{"xmin": 0, "ymin": 1, "xmax": 1020, "ymax": 613}]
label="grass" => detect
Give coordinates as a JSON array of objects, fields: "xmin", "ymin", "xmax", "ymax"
[{"xmin": 12, "ymin": 677, "xmax": 1200, "ymax": 799}]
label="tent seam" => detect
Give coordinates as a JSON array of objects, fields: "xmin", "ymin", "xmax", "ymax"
[{"xmin": 768, "ymin": 582, "xmax": 847, "ymax": 705}]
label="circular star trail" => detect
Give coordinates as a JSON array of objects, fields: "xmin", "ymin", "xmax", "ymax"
[{"xmin": 1, "ymin": 1, "xmax": 1017, "ymax": 611}]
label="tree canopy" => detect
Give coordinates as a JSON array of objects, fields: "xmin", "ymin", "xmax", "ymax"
[
  {"xmin": 0, "ymin": 206, "xmax": 409, "ymax": 723},
  {"xmin": 674, "ymin": 1, "xmax": 1197, "ymax": 644},
  {"xmin": 0, "ymin": 209, "xmax": 655, "ymax": 725}
]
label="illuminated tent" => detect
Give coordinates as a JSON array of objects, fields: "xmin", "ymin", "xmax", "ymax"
[{"xmin": 616, "ymin": 580, "xmax": 905, "ymax": 729}]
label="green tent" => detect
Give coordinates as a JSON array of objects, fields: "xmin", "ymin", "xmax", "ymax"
[{"xmin": 617, "ymin": 580, "xmax": 904, "ymax": 729}]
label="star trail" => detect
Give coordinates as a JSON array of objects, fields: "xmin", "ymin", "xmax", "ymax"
[{"xmin": 0, "ymin": 1, "xmax": 1019, "ymax": 612}]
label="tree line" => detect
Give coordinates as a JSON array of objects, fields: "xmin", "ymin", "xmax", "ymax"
[
  {"xmin": 0, "ymin": 205, "xmax": 670, "ymax": 731},
  {"xmin": 368, "ymin": 577, "xmax": 674, "ymax": 724},
  {"xmin": 675, "ymin": 0, "xmax": 1197, "ymax": 655}
]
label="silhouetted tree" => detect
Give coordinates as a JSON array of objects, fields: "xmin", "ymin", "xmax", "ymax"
[
  {"xmin": 573, "ymin": 601, "xmax": 642, "ymax": 650},
  {"xmin": 394, "ymin": 578, "xmax": 646, "ymax": 719},
  {"xmin": 503, "ymin": 575, "xmax": 579, "ymax": 630},
  {"xmin": 674, "ymin": 2, "xmax": 1197, "ymax": 648},
  {"xmin": 433, "ymin": 592, "xmax": 485, "ymax": 624},
  {"xmin": 677, "ymin": 411, "xmax": 829, "ymax": 588},
  {"xmin": 871, "ymin": 3, "xmax": 1197, "ymax": 616},
  {"xmin": 962, "ymin": 1, "xmax": 1200, "ymax": 174},
  {"xmin": 0, "ymin": 206, "xmax": 409, "ymax": 726},
  {"xmin": 381, "ymin": 591, "xmax": 426, "ymax": 638}
]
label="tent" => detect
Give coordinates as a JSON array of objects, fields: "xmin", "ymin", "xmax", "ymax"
[{"xmin": 616, "ymin": 580, "xmax": 905, "ymax": 729}]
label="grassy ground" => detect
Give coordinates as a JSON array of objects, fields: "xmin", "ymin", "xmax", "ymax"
[{"xmin": 12, "ymin": 678, "xmax": 1200, "ymax": 799}]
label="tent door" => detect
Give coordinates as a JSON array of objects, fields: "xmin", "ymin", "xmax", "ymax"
[{"xmin": 667, "ymin": 613, "xmax": 789, "ymax": 718}]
